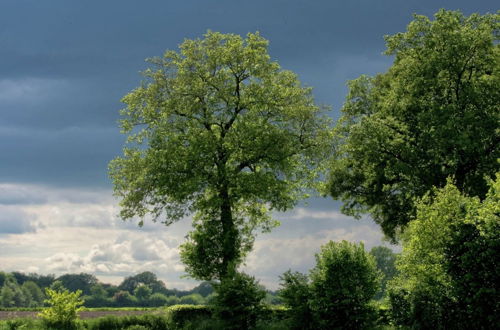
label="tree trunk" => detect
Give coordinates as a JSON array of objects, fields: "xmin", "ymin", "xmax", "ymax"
[{"xmin": 219, "ymin": 183, "xmax": 238, "ymax": 280}]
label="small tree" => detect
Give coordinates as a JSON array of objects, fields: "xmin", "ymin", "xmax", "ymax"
[
  {"xmin": 309, "ymin": 240, "xmax": 380, "ymax": 329},
  {"xmin": 38, "ymin": 288, "xmax": 84, "ymax": 330}
]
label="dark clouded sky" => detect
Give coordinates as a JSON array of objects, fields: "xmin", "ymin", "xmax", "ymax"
[{"xmin": 0, "ymin": 1, "xmax": 497, "ymax": 288}]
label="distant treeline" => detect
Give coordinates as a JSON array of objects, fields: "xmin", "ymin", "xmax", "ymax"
[
  {"xmin": 0, "ymin": 246, "xmax": 396, "ymax": 309},
  {"xmin": 0, "ymin": 270, "xmax": 281, "ymax": 308}
]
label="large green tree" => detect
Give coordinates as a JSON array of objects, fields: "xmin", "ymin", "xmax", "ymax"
[
  {"xmin": 109, "ymin": 31, "xmax": 330, "ymax": 281},
  {"xmin": 328, "ymin": 10, "xmax": 499, "ymax": 239}
]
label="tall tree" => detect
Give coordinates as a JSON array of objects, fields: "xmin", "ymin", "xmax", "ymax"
[
  {"xmin": 328, "ymin": 10, "xmax": 499, "ymax": 239},
  {"xmin": 110, "ymin": 31, "xmax": 330, "ymax": 281}
]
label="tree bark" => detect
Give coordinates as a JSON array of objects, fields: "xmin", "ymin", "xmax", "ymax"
[{"xmin": 219, "ymin": 183, "xmax": 237, "ymax": 280}]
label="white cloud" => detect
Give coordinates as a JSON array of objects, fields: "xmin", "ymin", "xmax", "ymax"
[{"xmin": 0, "ymin": 183, "xmax": 393, "ymax": 290}]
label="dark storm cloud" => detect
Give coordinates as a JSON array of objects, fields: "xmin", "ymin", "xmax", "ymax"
[
  {"xmin": 0, "ymin": 0, "xmax": 497, "ymax": 187},
  {"xmin": 0, "ymin": 126, "xmax": 123, "ymax": 187}
]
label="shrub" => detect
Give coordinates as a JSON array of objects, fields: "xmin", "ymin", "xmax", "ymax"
[
  {"xmin": 38, "ymin": 287, "xmax": 84, "ymax": 330},
  {"xmin": 166, "ymin": 304, "xmax": 212, "ymax": 327},
  {"xmin": 309, "ymin": 240, "xmax": 379, "ymax": 329},
  {"xmin": 212, "ymin": 272, "xmax": 266, "ymax": 330}
]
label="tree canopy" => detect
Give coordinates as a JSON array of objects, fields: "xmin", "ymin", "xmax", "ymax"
[
  {"xmin": 109, "ymin": 31, "xmax": 331, "ymax": 281},
  {"xmin": 327, "ymin": 10, "xmax": 499, "ymax": 239}
]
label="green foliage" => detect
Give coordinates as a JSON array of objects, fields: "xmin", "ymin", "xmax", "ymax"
[
  {"xmin": 309, "ymin": 240, "xmax": 380, "ymax": 329},
  {"xmin": 166, "ymin": 305, "xmax": 213, "ymax": 328},
  {"xmin": 328, "ymin": 9, "xmax": 499, "ymax": 239},
  {"xmin": 133, "ymin": 285, "xmax": 152, "ymax": 302},
  {"xmin": 56, "ymin": 274, "xmax": 99, "ymax": 296},
  {"xmin": 389, "ymin": 175, "xmax": 500, "ymax": 329},
  {"xmin": 212, "ymin": 272, "xmax": 266, "ymax": 330},
  {"xmin": 21, "ymin": 281, "xmax": 44, "ymax": 307},
  {"xmin": 369, "ymin": 246, "xmax": 398, "ymax": 300},
  {"xmin": 179, "ymin": 293, "xmax": 204, "ymax": 305},
  {"xmin": 0, "ymin": 317, "xmax": 43, "ymax": 330},
  {"xmin": 0, "ymin": 276, "xmax": 29, "ymax": 308},
  {"xmin": 109, "ymin": 30, "xmax": 331, "ymax": 281},
  {"xmin": 189, "ymin": 282, "xmax": 214, "ymax": 298},
  {"xmin": 118, "ymin": 272, "xmax": 169, "ymax": 296},
  {"xmin": 38, "ymin": 287, "xmax": 84, "ymax": 330},
  {"xmin": 278, "ymin": 270, "xmax": 313, "ymax": 329}
]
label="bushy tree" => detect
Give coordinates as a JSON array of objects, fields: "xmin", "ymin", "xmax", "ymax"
[
  {"xmin": 109, "ymin": 31, "xmax": 331, "ymax": 285},
  {"xmin": 309, "ymin": 241, "xmax": 379, "ymax": 329},
  {"xmin": 389, "ymin": 175, "xmax": 499, "ymax": 329},
  {"xmin": 279, "ymin": 270, "xmax": 313, "ymax": 329},
  {"xmin": 328, "ymin": 10, "xmax": 499, "ymax": 239},
  {"xmin": 212, "ymin": 272, "xmax": 266, "ymax": 330}
]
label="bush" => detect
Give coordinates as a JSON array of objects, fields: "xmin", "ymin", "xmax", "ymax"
[
  {"xmin": 309, "ymin": 240, "xmax": 379, "ymax": 329},
  {"xmin": 38, "ymin": 288, "xmax": 84, "ymax": 330},
  {"xmin": 212, "ymin": 272, "xmax": 266, "ymax": 330},
  {"xmin": 86, "ymin": 314, "xmax": 170, "ymax": 330}
]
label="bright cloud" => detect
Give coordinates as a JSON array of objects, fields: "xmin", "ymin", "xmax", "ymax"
[{"xmin": 0, "ymin": 183, "xmax": 393, "ymax": 290}]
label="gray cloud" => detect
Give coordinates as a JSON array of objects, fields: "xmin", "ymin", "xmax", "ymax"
[{"xmin": 0, "ymin": 0, "xmax": 497, "ymax": 188}]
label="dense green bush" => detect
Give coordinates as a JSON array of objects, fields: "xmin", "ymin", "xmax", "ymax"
[
  {"xmin": 309, "ymin": 241, "xmax": 379, "ymax": 329},
  {"xmin": 212, "ymin": 272, "xmax": 265, "ymax": 330},
  {"xmin": 166, "ymin": 305, "xmax": 212, "ymax": 327}
]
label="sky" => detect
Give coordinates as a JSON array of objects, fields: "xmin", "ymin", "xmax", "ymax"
[{"xmin": 0, "ymin": 0, "xmax": 497, "ymax": 290}]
